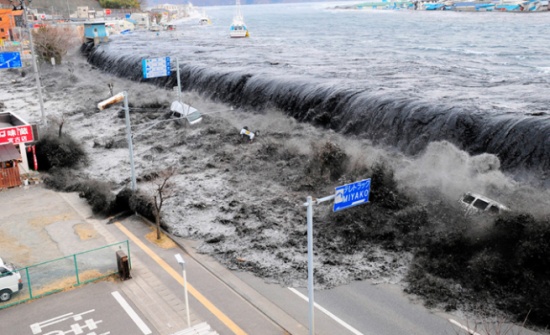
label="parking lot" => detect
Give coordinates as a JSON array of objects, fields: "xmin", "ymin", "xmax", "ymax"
[{"xmin": 0, "ymin": 281, "xmax": 155, "ymax": 335}]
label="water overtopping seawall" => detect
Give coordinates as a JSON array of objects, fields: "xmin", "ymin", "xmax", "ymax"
[{"xmin": 86, "ymin": 47, "xmax": 550, "ymax": 185}]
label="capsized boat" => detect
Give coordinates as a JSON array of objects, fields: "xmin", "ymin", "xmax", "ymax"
[
  {"xmin": 423, "ymin": 0, "xmax": 455, "ymax": 10},
  {"xmin": 453, "ymin": 1, "xmax": 495, "ymax": 11},
  {"xmin": 230, "ymin": 0, "xmax": 249, "ymax": 38}
]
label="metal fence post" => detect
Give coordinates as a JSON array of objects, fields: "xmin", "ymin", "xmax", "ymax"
[
  {"xmin": 25, "ymin": 267, "xmax": 33, "ymax": 299},
  {"xmin": 126, "ymin": 240, "xmax": 132, "ymax": 270},
  {"xmin": 74, "ymin": 254, "xmax": 80, "ymax": 286}
]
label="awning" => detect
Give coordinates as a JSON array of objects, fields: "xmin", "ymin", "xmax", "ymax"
[{"xmin": 0, "ymin": 143, "xmax": 21, "ymax": 162}]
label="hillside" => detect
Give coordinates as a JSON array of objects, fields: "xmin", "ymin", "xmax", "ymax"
[
  {"xmin": 143, "ymin": 0, "xmax": 345, "ymax": 7},
  {"xmin": 0, "ymin": 0, "xmax": 102, "ymax": 15},
  {"xmin": 0, "ymin": 0, "xmax": 345, "ymax": 13}
]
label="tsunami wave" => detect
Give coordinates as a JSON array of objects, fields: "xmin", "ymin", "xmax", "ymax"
[{"xmin": 85, "ymin": 47, "xmax": 550, "ymax": 185}]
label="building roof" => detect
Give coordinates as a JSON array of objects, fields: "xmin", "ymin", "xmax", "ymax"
[{"xmin": 0, "ymin": 143, "xmax": 20, "ymax": 162}]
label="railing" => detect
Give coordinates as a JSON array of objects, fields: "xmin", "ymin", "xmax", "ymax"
[{"xmin": 0, "ymin": 240, "xmax": 130, "ymax": 309}]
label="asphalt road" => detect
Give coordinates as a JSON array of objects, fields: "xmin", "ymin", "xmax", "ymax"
[
  {"xmin": 0, "ymin": 281, "xmax": 155, "ymax": 335},
  {"xmin": 234, "ymin": 272, "xmax": 546, "ymax": 335}
]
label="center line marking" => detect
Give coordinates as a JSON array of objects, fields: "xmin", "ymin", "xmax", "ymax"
[{"xmin": 112, "ymin": 291, "xmax": 152, "ymax": 335}]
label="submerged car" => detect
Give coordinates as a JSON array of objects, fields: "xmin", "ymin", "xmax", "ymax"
[{"xmin": 459, "ymin": 192, "xmax": 510, "ymax": 215}]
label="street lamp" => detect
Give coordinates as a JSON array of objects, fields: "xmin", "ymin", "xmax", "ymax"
[
  {"xmin": 174, "ymin": 253, "xmax": 191, "ymax": 327},
  {"xmin": 10, "ymin": 0, "xmax": 47, "ymax": 126},
  {"xmin": 97, "ymin": 92, "xmax": 137, "ymax": 191}
]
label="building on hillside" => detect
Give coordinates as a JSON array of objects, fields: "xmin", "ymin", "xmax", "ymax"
[
  {"xmin": 0, "ymin": 9, "xmax": 23, "ymax": 43},
  {"xmin": 77, "ymin": 6, "xmax": 97, "ymax": 19},
  {"xmin": 129, "ymin": 13, "xmax": 150, "ymax": 30}
]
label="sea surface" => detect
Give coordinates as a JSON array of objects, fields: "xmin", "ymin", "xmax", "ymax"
[{"xmin": 88, "ymin": 2, "xmax": 550, "ymax": 184}]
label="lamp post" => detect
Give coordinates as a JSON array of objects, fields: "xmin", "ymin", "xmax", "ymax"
[
  {"xmin": 10, "ymin": 0, "xmax": 47, "ymax": 126},
  {"xmin": 97, "ymin": 92, "xmax": 137, "ymax": 191},
  {"xmin": 175, "ymin": 253, "xmax": 191, "ymax": 327}
]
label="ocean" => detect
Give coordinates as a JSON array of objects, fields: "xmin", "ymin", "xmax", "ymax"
[{"xmin": 88, "ymin": 2, "xmax": 550, "ymax": 185}]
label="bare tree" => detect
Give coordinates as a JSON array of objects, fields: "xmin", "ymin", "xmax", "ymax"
[
  {"xmin": 32, "ymin": 26, "xmax": 79, "ymax": 64},
  {"xmin": 152, "ymin": 166, "xmax": 178, "ymax": 240},
  {"xmin": 47, "ymin": 112, "xmax": 66, "ymax": 138}
]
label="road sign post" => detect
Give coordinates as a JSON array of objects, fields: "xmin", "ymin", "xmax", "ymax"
[{"xmin": 303, "ymin": 178, "xmax": 371, "ymax": 335}]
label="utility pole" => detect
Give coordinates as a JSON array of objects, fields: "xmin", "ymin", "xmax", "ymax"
[{"xmin": 12, "ymin": 0, "xmax": 47, "ymax": 125}]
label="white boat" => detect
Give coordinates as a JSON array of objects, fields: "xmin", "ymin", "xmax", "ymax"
[
  {"xmin": 199, "ymin": 9, "xmax": 212, "ymax": 25},
  {"xmin": 230, "ymin": 0, "xmax": 249, "ymax": 38}
]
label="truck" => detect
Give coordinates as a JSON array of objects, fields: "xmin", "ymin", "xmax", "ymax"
[{"xmin": 0, "ymin": 257, "xmax": 23, "ymax": 302}]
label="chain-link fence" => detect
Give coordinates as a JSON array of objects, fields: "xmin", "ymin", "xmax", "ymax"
[{"xmin": 0, "ymin": 240, "xmax": 130, "ymax": 309}]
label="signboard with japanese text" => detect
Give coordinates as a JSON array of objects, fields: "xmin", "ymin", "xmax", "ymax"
[
  {"xmin": 333, "ymin": 178, "xmax": 371, "ymax": 212},
  {"xmin": 142, "ymin": 57, "xmax": 171, "ymax": 79},
  {"xmin": 0, "ymin": 51, "xmax": 22, "ymax": 69},
  {"xmin": 0, "ymin": 125, "xmax": 34, "ymax": 144}
]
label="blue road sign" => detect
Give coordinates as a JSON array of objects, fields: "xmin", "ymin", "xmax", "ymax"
[
  {"xmin": 333, "ymin": 179, "xmax": 371, "ymax": 212},
  {"xmin": 141, "ymin": 57, "xmax": 171, "ymax": 79},
  {"xmin": 0, "ymin": 52, "xmax": 22, "ymax": 69}
]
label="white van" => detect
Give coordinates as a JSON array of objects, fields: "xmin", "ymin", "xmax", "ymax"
[
  {"xmin": 459, "ymin": 192, "xmax": 510, "ymax": 216},
  {"xmin": 0, "ymin": 257, "xmax": 23, "ymax": 302}
]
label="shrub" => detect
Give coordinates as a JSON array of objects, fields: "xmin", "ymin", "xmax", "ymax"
[
  {"xmin": 466, "ymin": 249, "xmax": 509, "ymax": 291},
  {"xmin": 129, "ymin": 191, "xmax": 156, "ymax": 223},
  {"xmin": 114, "ymin": 188, "xmax": 134, "ymax": 213},
  {"xmin": 42, "ymin": 167, "xmax": 80, "ymax": 191},
  {"xmin": 405, "ymin": 259, "xmax": 464, "ymax": 311},
  {"xmin": 99, "ymin": 0, "xmax": 141, "ymax": 9},
  {"xmin": 369, "ymin": 163, "xmax": 409, "ymax": 210},
  {"xmin": 304, "ymin": 141, "xmax": 349, "ymax": 183},
  {"xmin": 77, "ymin": 180, "xmax": 116, "ymax": 215},
  {"xmin": 35, "ymin": 133, "xmax": 87, "ymax": 170}
]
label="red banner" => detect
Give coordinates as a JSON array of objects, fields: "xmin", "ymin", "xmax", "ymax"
[{"xmin": 0, "ymin": 125, "xmax": 34, "ymax": 144}]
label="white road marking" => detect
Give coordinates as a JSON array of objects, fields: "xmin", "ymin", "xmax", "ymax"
[
  {"xmin": 288, "ymin": 287, "xmax": 364, "ymax": 335},
  {"xmin": 449, "ymin": 319, "xmax": 482, "ymax": 335},
  {"xmin": 30, "ymin": 310, "xmax": 95, "ymax": 334},
  {"xmin": 111, "ymin": 291, "xmax": 152, "ymax": 335}
]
